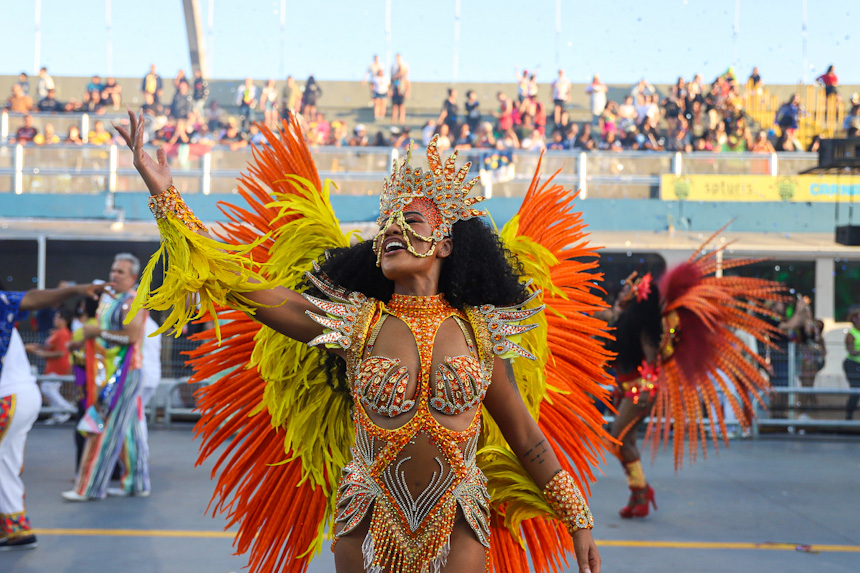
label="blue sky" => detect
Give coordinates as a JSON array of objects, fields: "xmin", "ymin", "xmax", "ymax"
[{"xmin": 0, "ymin": 0, "xmax": 856, "ymax": 85}]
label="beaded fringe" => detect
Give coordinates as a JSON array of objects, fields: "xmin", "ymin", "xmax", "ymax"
[{"xmin": 361, "ymin": 530, "xmax": 451, "ymax": 573}]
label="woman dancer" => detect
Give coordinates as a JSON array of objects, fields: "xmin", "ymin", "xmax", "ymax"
[
  {"xmin": 116, "ymin": 110, "xmax": 609, "ymax": 572},
  {"xmin": 604, "ymin": 273, "xmax": 662, "ymax": 518}
]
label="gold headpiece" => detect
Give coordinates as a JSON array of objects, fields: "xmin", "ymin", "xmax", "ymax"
[{"xmin": 377, "ymin": 135, "xmax": 486, "ymax": 240}]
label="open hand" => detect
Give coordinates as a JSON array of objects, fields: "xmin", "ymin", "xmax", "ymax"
[
  {"xmin": 113, "ymin": 108, "xmax": 173, "ymax": 196},
  {"xmin": 78, "ymin": 282, "xmax": 117, "ymax": 300}
]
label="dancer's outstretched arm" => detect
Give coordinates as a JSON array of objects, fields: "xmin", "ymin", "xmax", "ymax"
[
  {"xmin": 483, "ymin": 356, "xmax": 601, "ymax": 573},
  {"xmin": 114, "ymin": 109, "xmax": 336, "ymax": 352}
]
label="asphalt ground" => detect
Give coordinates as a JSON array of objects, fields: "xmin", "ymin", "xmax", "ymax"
[{"xmin": 2, "ymin": 424, "xmax": 858, "ymax": 573}]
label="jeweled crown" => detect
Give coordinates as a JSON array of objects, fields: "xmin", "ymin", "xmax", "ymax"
[{"xmin": 378, "ymin": 135, "xmax": 486, "ymax": 240}]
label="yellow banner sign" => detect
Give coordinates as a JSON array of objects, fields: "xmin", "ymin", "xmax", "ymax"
[{"xmin": 661, "ymin": 174, "xmax": 860, "ymax": 202}]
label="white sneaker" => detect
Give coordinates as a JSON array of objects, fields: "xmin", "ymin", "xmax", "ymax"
[
  {"xmin": 62, "ymin": 490, "xmax": 91, "ymax": 502},
  {"xmin": 52, "ymin": 413, "xmax": 72, "ymax": 424}
]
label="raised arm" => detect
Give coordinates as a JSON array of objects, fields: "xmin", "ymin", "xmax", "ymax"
[
  {"xmin": 113, "ymin": 109, "xmax": 334, "ymax": 349},
  {"xmin": 483, "ymin": 356, "xmax": 600, "ymax": 573},
  {"xmin": 19, "ymin": 282, "xmax": 112, "ymax": 312}
]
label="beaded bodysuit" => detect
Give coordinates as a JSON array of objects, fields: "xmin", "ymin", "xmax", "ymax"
[{"xmin": 304, "ymin": 273, "xmax": 541, "ymax": 573}]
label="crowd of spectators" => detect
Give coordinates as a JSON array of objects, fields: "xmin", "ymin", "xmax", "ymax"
[{"xmin": 3, "ymin": 61, "xmax": 854, "ymax": 153}]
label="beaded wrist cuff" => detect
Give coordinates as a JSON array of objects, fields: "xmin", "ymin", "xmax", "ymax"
[
  {"xmin": 148, "ymin": 186, "xmax": 206, "ymax": 231},
  {"xmin": 543, "ymin": 470, "xmax": 594, "ymax": 535}
]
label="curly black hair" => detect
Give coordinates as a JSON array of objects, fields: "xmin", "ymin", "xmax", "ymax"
[
  {"xmin": 304, "ymin": 217, "xmax": 530, "ymax": 390},
  {"xmin": 608, "ymin": 284, "xmax": 663, "ymax": 375}
]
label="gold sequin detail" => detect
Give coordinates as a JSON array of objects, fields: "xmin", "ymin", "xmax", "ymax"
[
  {"xmin": 543, "ymin": 469, "xmax": 594, "ymax": 535},
  {"xmin": 148, "ymin": 186, "xmax": 206, "ymax": 231}
]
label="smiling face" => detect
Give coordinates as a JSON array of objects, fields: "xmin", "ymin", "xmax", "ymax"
[{"xmin": 374, "ymin": 200, "xmax": 451, "ymax": 284}]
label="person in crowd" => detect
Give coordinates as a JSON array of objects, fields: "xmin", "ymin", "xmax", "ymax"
[
  {"xmin": 748, "ymin": 66, "xmax": 762, "ymax": 90},
  {"xmin": 515, "ymin": 68, "xmax": 530, "ymax": 104},
  {"xmin": 88, "ymin": 120, "xmax": 112, "ymax": 146},
  {"xmin": 26, "ymin": 307, "xmax": 74, "ymax": 424},
  {"xmin": 438, "ymin": 88, "xmax": 459, "ymax": 135},
  {"xmin": 141, "ymin": 91, "xmax": 164, "ymax": 118},
  {"xmin": 37, "ymin": 88, "xmax": 64, "ymax": 113},
  {"xmin": 797, "ymin": 313, "xmax": 826, "ymax": 418},
  {"xmin": 515, "ymin": 112, "xmax": 536, "ymax": 143},
  {"xmin": 522, "ymin": 128, "xmax": 546, "ymax": 152},
  {"xmin": 191, "ymin": 68, "xmax": 209, "ymax": 118},
  {"xmin": 751, "ymin": 131, "xmax": 775, "ymax": 153},
  {"xmin": 775, "ymin": 128, "xmax": 803, "ymax": 152},
  {"xmin": 248, "ymin": 123, "xmax": 266, "ymax": 146},
  {"xmin": 63, "ymin": 254, "xmax": 149, "ymax": 501},
  {"xmin": 527, "ymin": 72, "xmax": 539, "ymax": 101},
  {"xmin": 453, "ymin": 123, "xmax": 472, "ymax": 150},
  {"xmin": 236, "ymin": 77, "xmax": 258, "ymax": 132},
  {"xmin": 494, "ymin": 91, "xmax": 514, "ymax": 134},
  {"xmin": 1, "ymin": 280, "xmax": 112, "ymax": 550},
  {"xmin": 168, "ymin": 80, "xmax": 193, "ymax": 144},
  {"xmin": 572, "ymin": 122, "xmax": 595, "ymax": 151},
  {"xmin": 775, "ymin": 94, "xmax": 801, "ymax": 133},
  {"xmin": 630, "ymin": 77, "xmax": 657, "ymax": 99},
  {"xmin": 36, "ymin": 67, "xmax": 54, "ymax": 100},
  {"xmin": 85, "ymin": 76, "xmax": 103, "ymax": 99},
  {"xmin": 81, "ymin": 90, "xmax": 107, "ymax": 115},
  {"xmin": 389, "ymin": 62, "xmax": 409, "ymax": 125},
  {"xmin": 12, "ymin": 115, "xmax": 38, "ymax": 144},
  {"xmin": 101, "ymin": 77, "xmax": 122, "ymax": 110},
  {"xmin": 300, "ymin": 75, "xmax": 322, "ymax": 119},
  {"xmin": 844, "ymin": 307, "xmax": 860, "ymax": 420},
  {"xmin": 816, "ymin": 65, "xmax": 839, "ymax": 101},
  {"xmin": 435, "ymin": 122, "xmax": 453, "ymax": 152},
  {"xmin": 463, "ymin": 89, "xmax": 481, "ymax": 134},
  {"xmin": 474, "ymin": 121, "xmax": 496, "ymax": 149},
  {"xmin": 5, "ymin": 84, "xmax": 34, "ymax": 113},
  {"xmin": 16, "ymin": 72, "xmax": 30, "ymax": 95},
  {"xmin": 547, "ymin": 129, "xmax": 567, "ymax": 150},
  {"xmin": 362, "ymin": 54, "xmax": 384, "ymax": 99},
  {"xmin": 391, "ymin": 54, "xmax": 412, "ymax": 125},
  {"xmin": 206, "ymin": 100, "xmax": 225, "ymax": 133},
  {"xmin": 370, "ymin": 69, "xmax": 390, "ymax": 121},
  {"xmin": 348, "ymin": 123, "xmax": 369, "ymax": 147},
  {"xmin": 665, "ymin": 117, "xmax": 692, "ymax": 152},
  {"xmin": 65, "ymin": 125, "xmax": 84, "ymax": 145},
  {"xmin": 552, "ymin": 69, "xmax": 572, "ymax": 127},
  {"xmin": 173, "ymin": 69, "xmax": 188, "ymax": 90},
  {"xmin": 281, "ymin": 75, "xmax": 301, "ymax": 119},
  {"xmin": 141, "ymin": 64, "xmax": 163, "ymax": 104},
  {"xmin": 218, "ymin": 117, "xmax": 248, "ymax": 151},
  {"xmin": 33, "ymin": 123, "xmax": 60, "ymax": 145},
  {"xmin": 586, "ymin": 74, "xmax": 608, "ymax": 126},
  {"xmin": 259, "ymin": 79, "xmax": 279, "ymax": 129}
]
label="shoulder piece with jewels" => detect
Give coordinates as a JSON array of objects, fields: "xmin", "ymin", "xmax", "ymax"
[{"xmin": 129, "ymin": 118, "xmax": 614, "ymax": 573}]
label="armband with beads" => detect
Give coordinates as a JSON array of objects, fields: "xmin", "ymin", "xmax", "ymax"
[
  {"xmin": 148, "ymin": 186, "xmax": 206, "ymax": 232},
  {"xmin": 543, "ymin": 469, "xmax": 594, "ymax": 535}
]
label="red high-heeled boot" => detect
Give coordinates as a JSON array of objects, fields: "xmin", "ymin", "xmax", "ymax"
[{"xmin": 619, "ymin": 484, "xmax": 657, "ymax": 518}]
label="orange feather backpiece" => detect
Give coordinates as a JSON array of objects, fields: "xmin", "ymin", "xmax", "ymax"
[
  {"xmin": 649, "ymin": 228, "xmax": 786, "ymax": 469},
  {"xmin": 487, "ymin": 157, "xmax": 615, "ymax": 572}
]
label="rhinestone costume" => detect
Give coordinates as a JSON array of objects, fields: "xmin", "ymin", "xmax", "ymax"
[{"xmin": 303, "ymin": 271, "xmax": 542, "ymax": 573}]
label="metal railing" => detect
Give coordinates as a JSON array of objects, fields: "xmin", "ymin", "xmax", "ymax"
[{"xmin": 0, "ymin": 139, "xmax": 819, "ymax": 200}]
